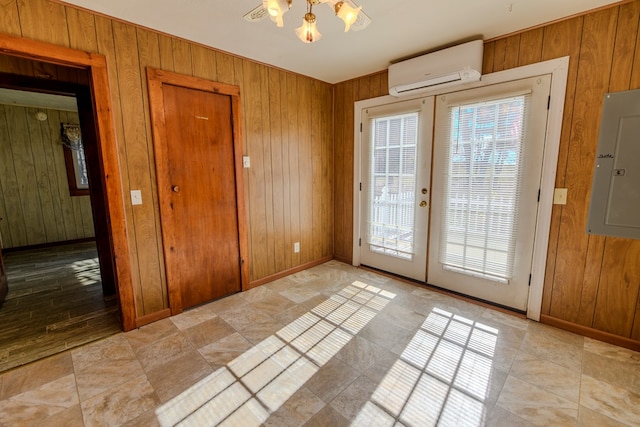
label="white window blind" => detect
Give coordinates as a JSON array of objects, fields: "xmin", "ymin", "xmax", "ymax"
[
  {"xmin": 439, "ymin": 95, "xmax": 530, "ymax": 282},
  {"xmin": 365, "ymin": 112, "xmax": 418, "ymax": 260}
]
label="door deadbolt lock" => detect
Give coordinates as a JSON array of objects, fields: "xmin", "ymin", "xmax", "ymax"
[
  {"xmin": 419, "ymin": 201, "xmax": 428, "ymax": 207},
  {"xmin": 421, "ymin": 188, "xmax": 428, "ymax": 194}
]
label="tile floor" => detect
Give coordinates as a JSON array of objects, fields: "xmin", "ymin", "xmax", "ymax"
[{"xmin": 0, "ymin": 260, "xmax": 639, "ymax": 426}]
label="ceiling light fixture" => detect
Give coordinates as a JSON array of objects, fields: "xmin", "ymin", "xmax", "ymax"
[{"xmin": 247, "ymin": 0, "xmax": 370, "ymax": 43}]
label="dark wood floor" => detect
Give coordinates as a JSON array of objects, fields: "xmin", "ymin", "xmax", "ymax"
[{"xmin": 0, "ymin": 241, "xmax": 121, "ymax": 372}]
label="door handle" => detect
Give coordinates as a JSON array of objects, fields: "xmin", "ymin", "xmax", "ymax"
[
  {"xmin": 419, "ymin": 201, "xmax": 428, "ymax": 207},
  {"xmin": 172, "ymin": 185, "xmax": 180, "ymax": 193}
]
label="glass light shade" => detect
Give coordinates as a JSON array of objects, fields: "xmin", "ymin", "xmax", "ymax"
[
  {"xmin": 335, "ymin": 1, "xmax": 361, "ymax": 32},
  {"xmin": 263, "ymin": 0, "xmax": 289, "ymax": 27},
  {"xmin": 295, "ymin": 16, "xmax": 322, "ymax": 43}
]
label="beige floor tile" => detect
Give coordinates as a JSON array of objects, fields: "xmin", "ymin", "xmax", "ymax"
[
  {"xmin": 330, "ymin": 375, "xmax": 380, "ymax": 421},
  {"xmin": 134, "ymin": 332, "xmax": 194, "ymax": 372},
  {"xmin": 305, "ymin": 357, "xmax": 360, "ymax": 402},
  {"xmin": 72, "ymin": 335, "xmax": 143, "ymax": 402},
  {"xmin": 250, "ymin": 293, "xmax": 297, "ymax": 317},
  {"xmin": 580, "ymin": 374, "xmax": 640, "ymax": 426},
  {"xmin": 80, "ymin": 375, "xmax": 158, "ymax": 427},
  {"xmin": 497, "ymin": 375, "xmax": 579, "ymax": 426},
  {"xmin": 182, "ymin": 316, "xmax": 236, "ymax": 349},
  {"xmin": 43, "ymin": 404, "xmax": 85, "ymax": 426},
  {"xmin": 582, "ymin": 346, "xmax": 640, "ymax": 395},
  {"xmin": 198, "ymin": 332, "xmax": 253, "ymax": 367},
  {"xmin": 509, "ymin": 351, "xmax": 581, "ymax": 402},
  {"xmin": 241, "ymin": 285, "xmax": 276, "ymax": 303},
  {"xmin": 217, "ymin": 305, "xmax": 275, "ymax": 331},
  {"xmin": 170, "ymin": 305, "xmax": 218, "ymax": 331},
  {"xmin": 485, "ymin": 405, "xmax": 536, "ymax": 427},
  {"xmin": 0, "ymin": 352, "xmax": 73, "ymax": 399},
  {"xmin": 519, "ymin": 324, "xmax": 584, "ymax": 372},
  {"xmin": 0, "ymin": 374, "xmax": 79, "ymax": 426},
  {"xmin": 264, "ymin": 387, "xmax": 325, "ymax": 427},
  {"xmin": 335, "ymin": 335, "xmax": 385, "ymax": 373},
  {"xmin": 302, "ymin": 405, "xmax": 350, "ymax": 427},
  {"xmin": 239, "ymin": 318, "xmax": 286, "ymax": 344},
  {"xmin": 145, "ymin": 350, "xmax": 213, "ymax": 403},
  {"xmin": 578, "ymin": 406, "xmax": 627, "ymax": 427}
]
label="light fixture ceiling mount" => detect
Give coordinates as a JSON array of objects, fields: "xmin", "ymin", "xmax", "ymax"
[{"xmin": 245, "ymin": 0, "xmax": 370, "ymax": 43}]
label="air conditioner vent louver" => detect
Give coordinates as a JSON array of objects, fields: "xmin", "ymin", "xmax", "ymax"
[{"xmin": 388, "ymin": 40, "xmax": 483, "ymax": 97}]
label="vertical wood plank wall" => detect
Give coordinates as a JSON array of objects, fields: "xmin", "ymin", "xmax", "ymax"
[
  {"xmin": 333, "ymin": 1, "xmax": 640, "ymax": 342},
  {"xmin": 0, "ymin": 0, "xmax": 333, "ymax": 319},
  {"xmin": 0, "ymin": 105, "xmax": 94, "ymax": 248}
]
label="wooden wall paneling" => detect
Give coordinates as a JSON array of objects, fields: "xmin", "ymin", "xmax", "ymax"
[
  {"xmin": 310, "ymin": 79, "xmax": 321, "ymax": 260},
  {"xmin": 17, "ymin": 0, "xmax": 69, "ymax": 46},
  {"xmin": 539, "ymin": 16, "xmax": 585, "ymax": 315},
  {"xmin": 93, "ymin": 15, "xmax": 144, "ymax": 316},
  {"xmin": 0, "ymin": 0, "xmax": 21, "ymax": 36},
  {"xmin": 171, "ymin": 38, "xmax": 192, "ymax": 76},
  {"xmin": 503, "ymin": 35, "xmax": 521, "ymax": 70},
  {"xmin": 158, "ymin": 35, "xmax": 175, "ymax": 72},
  {"xmin": 268, "ymin": 68, "xmax": 286, "ymax": 273},
  {"xmin": 25, "ymin": 107, "xmax": 57, "ymax": 242},
  {"xmin": 380, "ymin": 71, "xmax": 389, "ymax": 96},
  {"xmin": 492, "ymin": 38, "xmax": 507, "ymax": 72},
  {"xmin": 285, "ymin": 71, "xmax": 300, "ymax": 268},
  {"xmin": 279, "ymin": 71, "xmax": 292, "ymax": 270},
  {"xmin": 243, "ymin": 60, "xmax": 267, "ymax": 280},
  {"xmin": 112, "ymin": 21, "xmax": 165, "ymax": 315},
  {"xmin": 298, "ymin": 75, "xmax": 313, "ymax": 265},
  {"xmin": 482, "ymin": 42, "xmax": 495, "ymax": 74},
  {"xmin": 369, "ymin": 74, "xmax": 381, "ymax": 98},
  {"xmin": 338, "ymin": 80, "xmax": 356, "ymax": 263},
  {"xmin": 41, "ymin": 109, "xmax": 66, "ymax": 240},
  {"xmin": 518, "ymin": 28, "xmax": 544, "ymax": 66},
  {"xmin": 136, "ymin": 27, "xmax": 168, "ymax": 308},
  {"xmin": 5, "ymin": 105, "xmax": 46, "ymax": 245},
  {"xmin": 356, "ymin": 77, "xmax": 369, "ymax": 101},
  {"xmin": 65, "ymin": 6, "xmax": 97, "ymax": 52},
  {"xmin": 549, "ymin": 8, "xmax": 618, "ymax": 324},
  {"xmin": 216, "ymin": 52, "xmax": 235, "ymax": 86},
  {"xmin": 580, "ymin": 4, "xmax": 640, "ymax": 329},
  {"xmin": 321, "ymin": 81, "xmax": 333, "ymax": 257},
  {"xmin": 332, "ymin": 81, "xmax": 348, "ymax": 262},
  {"xmin": 190, "ymin": 45, "xmax": 217, "ymax": 81},
  {"xmin": 593, "ymin": 238, "xmax": 640, "ymax": 335},
  {"xmin": 591, "ymin": 1, "xmax": 640, "ymax": 336},
  {"xmin": 0, "ymin": 104, "xmax": 25, "ymax": 248},
  {"xmin": 260, "ymin": 64, "xmax": 276, "ymax": 276},
  {"xmin": 46, "ymin": 109, "xmax": 73, "ymax": 241}
]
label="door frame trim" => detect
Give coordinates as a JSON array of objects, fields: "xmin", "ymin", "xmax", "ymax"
[
  {"xmin": 0, "ymin": 33, "xmax": 136, "ymax": 330},
  {"xmin": 146, "ymin": 67, "xmax": 250, "ymax": 315},
  {"xmin": 353, "ymin": 56, "xmax": 569, "ymax": 321}
]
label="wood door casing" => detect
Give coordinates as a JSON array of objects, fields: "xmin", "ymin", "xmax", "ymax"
[{"xmin": 147, "ymin": 68, "xmax": 249, "ymax": 313}]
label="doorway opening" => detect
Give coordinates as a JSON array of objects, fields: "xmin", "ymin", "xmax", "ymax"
[{"xmin": 0, "ymin": 58, "xmax": 121, "ymax": 371}]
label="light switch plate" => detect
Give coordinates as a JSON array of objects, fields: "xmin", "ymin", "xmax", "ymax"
[
  {"xmin": 243, "ymin": 156, "xmax": 250, "ymax": 168},
  {"xmin": 553, "ymin": 188, "xmax": 567, "ymax": 205},
  {"xmin": 131, "ymin": 190, "xmax": 142, "ymax": 205}
]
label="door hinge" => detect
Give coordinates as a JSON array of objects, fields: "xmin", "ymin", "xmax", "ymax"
[
  {"xmin": 360, "ymin": 123, "xmax": 363, "ymax": 132},
  {"xmin": 537, "ymin": 189, "xmax": 541, "ymax": 202},
  {"xmin": 359, "ymin": 238, "xmax": 361, "ymax": 247},
  {"xmin": 360, "ymin": 182, "xmax": 362, "ymax": 191},
  {"xmin": 528, "ymin": 274, "xmax": 532, "ymax": 286},
  {"xmin": 547, "ymin": 96, "xmax": 551, "ymax": 110}
]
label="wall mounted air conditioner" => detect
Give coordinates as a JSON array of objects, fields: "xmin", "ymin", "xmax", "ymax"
[{"xmin": 388, "ymin": 40, "xmax": 483, "ymax": 97}]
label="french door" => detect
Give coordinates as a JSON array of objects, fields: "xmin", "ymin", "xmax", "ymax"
[
  {"xmin": 359, "ymin": 97, "xmax": 433, "ymax": 281},
  {"xmin": 428, "ymin": 76, "xmax": 551, "ymax": 311}
]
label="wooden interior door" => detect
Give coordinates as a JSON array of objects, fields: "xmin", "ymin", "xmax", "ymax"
[{"xmin": 148, "ymin": 69, "xmax": 249, "ymax": 313}]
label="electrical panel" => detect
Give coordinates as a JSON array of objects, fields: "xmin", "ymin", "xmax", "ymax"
[{"xmin": 587, "ymin": 89, "xmax": 640, "ymax": 240}]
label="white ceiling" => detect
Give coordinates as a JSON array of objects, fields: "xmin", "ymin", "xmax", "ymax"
[
  {"xmin": 60, "ymin": 0, "xmax": 620, "ymax": 84},
  {"xmin": 0, "ymin": 88, "xmax": 77, "ymax": 111}
]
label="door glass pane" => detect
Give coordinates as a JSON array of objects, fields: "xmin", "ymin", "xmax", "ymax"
[
  {"xmin": 439, "ymin": 95, "xmax": 528, "ymax": 282},
  {"xmin": 366, "ymin": 112, "xmax": 418, "ymax": 260}
]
